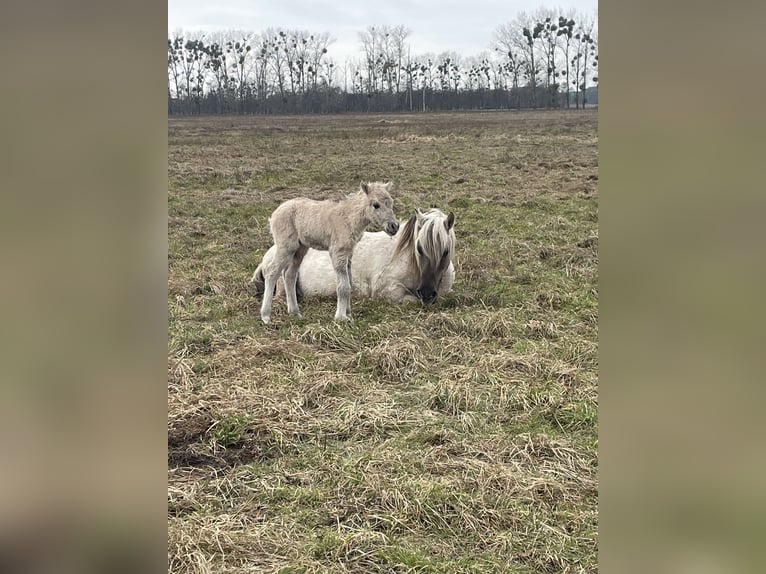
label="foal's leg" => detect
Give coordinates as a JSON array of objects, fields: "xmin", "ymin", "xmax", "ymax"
[
  {"xmin": 260, "ymin": 245, "xmax": 294, "ymax": 324},
  {"xmin": 330, "ymin": 248, "xmax": 352, "ymax": 321},
  {"xmin": 283, "ymin": 244, "xmax": 308, "ymax": 318}
]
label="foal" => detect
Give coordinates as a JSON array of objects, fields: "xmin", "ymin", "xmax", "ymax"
[{"xmin": 259, "ymin": 181, "xmax": 399, "ymax": 323}]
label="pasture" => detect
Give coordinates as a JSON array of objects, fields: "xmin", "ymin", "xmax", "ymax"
[{"xmin": 168, "ymin": 110, "xmax": 598, "ymax": 573}]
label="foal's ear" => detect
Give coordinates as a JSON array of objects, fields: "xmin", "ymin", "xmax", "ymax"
[
  {"xmin": 384, "ymin": 181, "xmax": 394, "ymax": 192},
  {"xmin": 361, "ymin": 182, "xmax": 369, "ymax": 194},
  {"xmin": 445, "ymin": 212, "xmax": 455, "ymax": 231}
]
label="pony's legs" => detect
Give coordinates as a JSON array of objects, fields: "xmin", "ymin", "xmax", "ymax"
[
  {"xmin": 283, "ymin": 245, "xmax": 308, "ymax": 317},
  {"xmin": 331, "ymin": 250, "xmax": 352, "ymax": 321},
  {"xmin": 260, "ymin": 246, "xmax": 294, "ymax": 324}
]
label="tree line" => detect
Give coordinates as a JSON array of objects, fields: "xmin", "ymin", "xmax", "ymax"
[{"xmin": 168, "ymin": 7, "xmax": 597, "ymax": 115}]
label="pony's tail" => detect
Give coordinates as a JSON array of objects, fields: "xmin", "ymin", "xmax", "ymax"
[
  {"xmin": 251, "ymin": 265, "xmax": 266, "ymax": 300},
  {"xmin": 251, "ymin": 264, "xmax": 283, "ymax": 300},
  {"xmin": 295, "ymin": 273, "xmax": 304, "ymax": 304}
]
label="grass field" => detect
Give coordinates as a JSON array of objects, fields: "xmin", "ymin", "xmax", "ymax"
[{"xmin": 168, "ymin": 109, "xmax": 598, "ymax": 573}]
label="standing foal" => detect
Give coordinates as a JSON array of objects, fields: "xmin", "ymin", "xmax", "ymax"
[{"xmin": 259, "ymin": 181, "xmax": 399, "ymax": 323}]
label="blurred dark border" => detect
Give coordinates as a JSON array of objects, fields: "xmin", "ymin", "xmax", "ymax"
[
  {"xmin": 0, "ymin": 1, "xmax": 167, "ymax": 572},
  {"xmin": 601, "ymin": 2, "xmax": 765, "ymax": 573}
]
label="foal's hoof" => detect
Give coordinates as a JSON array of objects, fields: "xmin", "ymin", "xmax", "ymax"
[
  {"xmin": 334, "ymin": 315, "xmax": 352, "ymax": 322},
  {"xmin": 261, "ymin": 315, "xmax": 271, "ymax": 324}
]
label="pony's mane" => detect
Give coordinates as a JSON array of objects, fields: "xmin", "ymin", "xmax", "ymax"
[
  {"xmin": 393, "ymin": 215, "xmax": 418, "ymax": 259},
  {"xmin": 393, "ymin": 209, "xmax": 455, "ymax": 265},
  {"xmin": 418, "ymin": 210, "xmax": 455, "ymax": 260}
]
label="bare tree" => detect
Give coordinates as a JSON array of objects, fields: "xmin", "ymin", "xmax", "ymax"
[
  {"xmin": 417, "ymin": 56, "xmax": 436, "ymax": 111},
  {"xmin": 589, "ymin": 28, "xmax": 599, "ymax": 100},
  {"xmin": 252, "ymin": 36, "xmax": 270, "ymax": 104},
  {"xmin": 389, "ymin": 26, "xmax": 410, "ymax": 94},
  {"xmin": 312, "ymin": 34, "xmax": 332, "ymax": 91},
  {"xmin": 178, "ymin": 37, "xmax": 208, "ymax": 113},
  {"xmin": 556, "ymin": 14, "xmax": 576, "ymax": 108},
  {"xmin": 571, "ymin": 15, "xmax": 596, "ymax": 108},
  {"xmin": 359, "ymin": 26, "xmax": 381, "ymax": 94},
  {"xmin": 203, "ymin": 39, "xmax": 227, "ymax": 110},
  {"xmin": 493, "ymin": 26, "xmax": 525, "ymax": 109},
  {"xmin": 282, "ymin": 31, "xmax": 303, "ymax": 94},
  {"xmin": 435, "ymin": 52, "xmax": 462, "ymax": 94},
  {"xmin": 264, "ymin": 29, "xmax": 289, "ymax": 103},
  {"xmin": 465, "ymin": 54, "xmax": 492, "ymax": 108},
  {"xmin": 494, "ymin": 14, "xmax": 542, "ymax": 108},
  {"xmin": 177, "ymin": 37, "xmax": 196, "ymax": 100},
  {"xmin": 225, "ymin": 35, "xmax": 253, "ymax": 111},
  {"xmin": 372, "ymin": 25, "xmax": 410, "ymax": 97},
  {"xmin": 401, "ymin": 50, "xmax": 419, "ymax": 111},
  {"xmin": 168, "ymin": 34, "xmax": 184, "ymax": 103},
  {"xmin": 535, "ymin": 8, "xmax": 561, "ymax": 106},
  {"xmin": 580, "ymin": 19, "xmax": 597, "ymax": 106},
  {"xmin": 523, "ymin": 20, "xmax": 545, "ymax": 108}
]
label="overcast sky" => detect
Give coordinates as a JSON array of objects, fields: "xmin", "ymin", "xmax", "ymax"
[{"xmin": 168, "ymin": 1, "xmax": 598, "ymax": 62}]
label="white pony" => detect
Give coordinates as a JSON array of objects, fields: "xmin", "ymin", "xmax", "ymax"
[
  {"xmin": 252, "ymin": 208, "xmax": 455, "ymax": 306},
  {"xmin": 257, "ymin": 182, "xmax": 399, "ymax": 323}
]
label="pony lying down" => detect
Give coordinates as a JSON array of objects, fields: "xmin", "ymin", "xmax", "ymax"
[{"xmin": 252, "ymin": 208, "xmax": 456, "ymax": 306}]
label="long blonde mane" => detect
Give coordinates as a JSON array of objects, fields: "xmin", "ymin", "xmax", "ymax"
[{"xmin": 393, "ymin": 208, "xmax": 455, "ymax": 271}]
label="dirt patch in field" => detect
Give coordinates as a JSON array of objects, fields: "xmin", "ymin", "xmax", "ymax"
[{"xmin": 168, "ymin": 411, "xmax": 288, "ymax": 469}]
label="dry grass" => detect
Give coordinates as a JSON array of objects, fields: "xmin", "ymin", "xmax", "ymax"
[{"xmin": 169, "ymin": 110, "xmax": 598, "ymax": 573}]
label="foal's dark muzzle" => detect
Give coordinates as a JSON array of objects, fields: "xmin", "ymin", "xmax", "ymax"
[
  {"xmin": 417, "ymin": 287, "xmax": 437, "ymax": 305},
  {"xmin": 385, "ymin": 221, "xmax": 399, "ymax": 236}
]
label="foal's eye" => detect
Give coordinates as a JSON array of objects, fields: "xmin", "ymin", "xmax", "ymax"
[{"xmin": 372, "ymin": 202, "xmax": 380, "ymax": 209}]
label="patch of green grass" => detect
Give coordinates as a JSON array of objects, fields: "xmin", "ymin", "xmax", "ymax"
[
  {"xmin": 558, "ymin": 399, "xmax": 599, "ymax": 430},
  {"xmin": 211, "ymin": 413, "xmax": 251, "ymax": 447}
]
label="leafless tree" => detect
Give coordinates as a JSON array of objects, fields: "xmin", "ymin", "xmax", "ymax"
[
  {"xmin": 534, "ymin": 7, "xmax": 561, "ymax": 106},
  {"xmin": 494, "ymin": 13, "xmax": 542, "ymax": 108},
  {"xmin": 358, "ymin": 26, "xmax": 381, "ymax": 93},
  {"xmin": 225, "ymin": 34, "xmax": 253, "ymax": 111},
  {"xmin": 264, "ymin": 29, "xmax": 290, "ymax": 102},
  {"xmin": 556, "ymin": 13, "xmax": 576, "ymax": 108},
  {"xmin": 579, "ymin": 18, "xmax": 597, "ymax": 106},
  {"xmin": 176, "ymin": 37, "xmax": 196, "ymax": 100},
  {"xmin": 570, "ymin": 15, "xmax": 596, "ymax": 108},
  {"xmin": 168, "ymin": 34, "xmax": 184, "ymax": 102},
  {"xmin": 401, "ymin": 50, "xmax": 419, "ymax": 111},
  {"xmin": 417, "ymin": 56, "xmax": 436, "ymax": 111},
  {"xmin": 176, "ymin": 37, "xmax": 208, "ymax": 113},
  {"xmin": 376, "ymin": 25, "xmax": 410, "ymax": 94}
]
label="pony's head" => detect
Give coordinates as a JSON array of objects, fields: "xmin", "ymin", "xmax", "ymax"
[
  {"xmin": 396, "ymin": 208, "xmax": 456, "ymax": 305},
  {"xmin": 361, "ymin": 181, "xmax": 399, "ymax": 236}
]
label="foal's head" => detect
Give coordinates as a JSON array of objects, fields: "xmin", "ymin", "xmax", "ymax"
[
  {"xmin": 361, "ymin": 181, "xmax": 399, "ymax": 236},
  {"xmin": 397, "ymin": 209, "xmax": 456, "ymax": 305}
]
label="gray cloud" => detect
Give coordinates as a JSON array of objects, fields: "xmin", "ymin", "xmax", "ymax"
[{"xmin": 168, "ymin": 0, "xmax": 598, "ymax": 61}]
